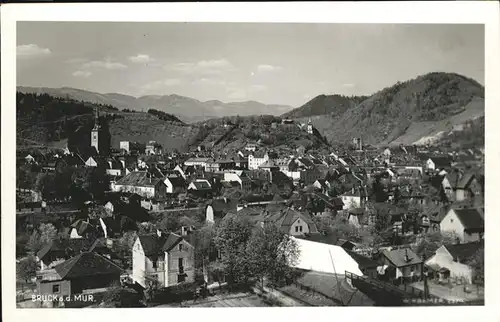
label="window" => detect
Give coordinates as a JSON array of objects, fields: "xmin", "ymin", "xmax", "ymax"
[
  {"xmin": 52, "ymin": 284, "xmax": 60, "ymax": 293},
  {"xmin": 178, "ymin": 258, "xmax": 184, "ymax": 269},
  {"xmin": 179, "ymin": 244, "xmax": 183, "ymax": 252},
  {"xmin": 152, "ymin": 261, "xmax": 157, "ymax": 269},
  {"xmin": 299, "ymin": 226, "xmax": 303, "ymax": 232},
  {"xmin": 410, "ymin": 266, "xmax": 415, "ymax": 272},
  {"xmin": 450, "ymin": 218, "xmax": 454, "ymax": 223},
  {"xmin": 295, "ymin": 226, "xmax": 299, "ymax": 233}
]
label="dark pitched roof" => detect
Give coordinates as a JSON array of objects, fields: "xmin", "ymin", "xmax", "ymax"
[
  {"xmin": 382, "ymin": 248, "xmax": 423, "ymax": 267},
  {"xmin": 452, "ymin": 208, "xmax": 484, "ymax": 231},
  {"xmin": 54, "ymin": 252, "xmax": 123, "ymax": 279},
  {"xmin": 165, "ymin": 175, "xmax": 187, "ymax": 188},
  {"xmin": 456, "ymin": 172, "xmax": 476, "ymax": 189},
  {"xmin": 137, "ymin": 234, "xmax": 163, "ymax": 257},
  {"xmin": 444, "ymin": 242, "xmax": 483, "ymax": 262},
  {"xmin": 37, "ymin": 238, "xmax": 93, "ymax": 261},
  {"xmin": 161, "ymin": 233, "xmax": 184, "ymax": 252},
  {"xmin": 429, "ymin": 157, "xmax": 452, "ymax": 168},
  {"xmin": 137, "ymin": 232, "xmax": 191, "ymax": 257},
  {"xmin": 115, "ymin": 171, "xmax": 163, "ymax": 187},
  {"xmin": 266, "ymin": 207, "xmax": 318, "ymax": 234}
]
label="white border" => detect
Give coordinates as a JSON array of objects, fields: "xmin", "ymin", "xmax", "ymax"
[{"xmin": 2, "ymin": 2, "xmax": 500, "ymax": 322}]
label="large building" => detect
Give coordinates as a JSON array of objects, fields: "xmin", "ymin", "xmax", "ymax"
[{"xmin": 132, "ymin": 230, "xmax": 195, "ymax": 288}]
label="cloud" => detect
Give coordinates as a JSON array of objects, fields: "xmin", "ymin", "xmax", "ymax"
[
  {"xmin": 256, "ymin": 64, "xmax": 283, "ymax": 73},
  {"xmin": 227, "ymin": 89, "xmax": 248, "ymax": 100},
  {"xmin": 72, "ymin": 70, "xmax": 92, "ymax": 78},
  {"xmin": 165, "ymin": 59, "xmax": 237, "ymax": 75},
  {"xmin": 128, "ymin": 54, "xmax": 155, "ymax": 64},
  {"xmin": 250, "ymin": 84, "xmax": 268, "ymax": 91},
  {"xmin": 139, "ymin": 78, "xmax": 182, "ymax": 92},
  {"xmin": 17, "ymin": 44, "xmax": 51, "ymax": 57},
  {"xmin": 65, "ymin": 58, "xmax": 88, "ymax": 64},
  {"xmin": 193, "ymin": 78, "xmax": 227, "ymax": 86},
  {"xmin": 82, "ymin": 60, "xmax": 128, "ymax": 70},
  {"xmin": 226, "ymin": 84, "xmax": 267, "ymax": 100}
]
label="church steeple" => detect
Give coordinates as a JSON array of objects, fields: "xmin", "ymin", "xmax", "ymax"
[
  {"xmin": 307, "ymin": 118, "xmax": 313, "ymax": 134},
  {"xmin": 91, "ymin": 106, "xmax": 100, "ymax": 153}
]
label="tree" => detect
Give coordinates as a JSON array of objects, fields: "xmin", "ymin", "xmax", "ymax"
[
  {"xmin": 412, "ymin": 231, "xmax": 456, "ymax": 259},
  {"xmin": 17, "ymin": 255, "xmax": 37, "ymax": 284},
  {"xmin": 27, "ymin": 230, "xmax": 44, "ymax": 254},
  {"xmin": 193, "ymin": 225, "xmax": 215, "ymax": 272},
  {"xmin": 39, "ymin": 223, "xmax": 58, "ymax": 245},
  {"xmin": 213, "ymin": 214, "xmax": 254, "ymax": 286},
  {"xmin": 246, "ymin": 224, "xmax": 300, "ymax": 288},
  {"xmin": 467, "ymin": 247, "xmax": 484, "ymax": 285}
]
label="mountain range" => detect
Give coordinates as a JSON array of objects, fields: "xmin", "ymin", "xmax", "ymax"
[
  {"xmin": 17, "ymin": 72, "xmax": 484, "ymax": 148},
  {"xmin": 283, "ymin": 72, "xmax": 484, "ymax": 147},
  {"xmin": 16, "ymin": 86, "xmax": 293, "ymax": 124}
]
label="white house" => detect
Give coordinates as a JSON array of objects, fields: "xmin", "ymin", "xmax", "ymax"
[
  {"xmin": 184, "ymin": 158, "xmax": 210, "ymax": 168},
  {"xmin": 425, "ymin": 243, "xmax": 482, "ymax": 284},
  {"xmin": 440, "ymin": 208, "xmax": 484, "ymax": 243},
  {"xmin": 248, "ymin": 153, "xmax": 269, "ymax": 170},
  {"xmin": 426, "ymin": 157, "xmax": 451, "ymax": 171},
  {"xmin": 381, "ymin": 248, "xmax": 423, "ymax": 282},
  {"xmin": 163, "ymin": 175, "xmax": 186, "ymax": 194},
  {"xmin": 132, "ymin": 231, "xmax": 195, "ymax": 288}
]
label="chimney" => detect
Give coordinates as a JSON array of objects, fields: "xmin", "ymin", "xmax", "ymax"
[
  {"xmin": 404, "ymin": 248, "xmax": 410, "ymax": 262},
  {"xmin": 181, "ymin": 226, "xmax": 189, "ymax": 236}
]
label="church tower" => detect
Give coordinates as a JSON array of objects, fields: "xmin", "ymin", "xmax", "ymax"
[
  {"xmin": 307, "ymin": 118, "xmax": 313, "ymax": 134},
  {"xmin": 91, "ymin": 106, "xmax": 100, "ymax": 153}
]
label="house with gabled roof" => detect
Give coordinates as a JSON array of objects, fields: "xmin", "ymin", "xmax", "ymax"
[
  {"xmin": 455, "ymin": 172, "xmax": 482, "ymax": 202},
  {"xmin": 36, "ymin": 252, "xmax": 123, "ymax": 299},
  {"xmin": 262, "ymin": 207, "xmax": 318, "ymax": 236},
  {"xmin": 426, "ymin": 156, "xmax": 452, "ymax": 172},
  {"xmin": 36, "ymin": 238, "xmax": 94, "ymax": 271},
  {"xmin": 440, "ymin": 208, "xmax": 484, "ymax": 243},
  {"xmin": 132, "ymin": 230, "xmax": 195, "ymax": 288},
  {"xmin": 425, "ymin": 241, "xmax": 483, "ymax": 284},
  {"xmin": 163, "ymin": 174, "xmax": 187, "ymax": 194},
  {"xmin": 113, "ymin": 171, "xmax": 167, "ymax": 199},
  {"xmin": 380, "ymin": 248, "xmax": 423, "ymax": 284}
]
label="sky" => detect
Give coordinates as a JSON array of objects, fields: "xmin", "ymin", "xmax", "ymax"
[{"xmin": 17, "ymin": 22, "xmax": 484, "ymax": 107}]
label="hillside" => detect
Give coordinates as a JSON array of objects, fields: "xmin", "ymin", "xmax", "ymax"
[
  {"xmin": 16, "ymin": 92, "xmax": 197, "ymax": 153},
  {"xmin": 290, "ymin": 73, "xmax": 484, "ymax": 147},
  {"xmin": 282, "ymin": 94, "xmax": 368, "ymax": 119},
  {"xmin": 17, "ymin": 86, "xmax": 293, "ymax": 123},
  {"xmin": 189, "ymin": 115, "xmax": 330, "ymax": 154}
]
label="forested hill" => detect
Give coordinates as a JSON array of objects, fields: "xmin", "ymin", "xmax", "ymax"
[
  {"xmin": 286, "ymin": 72, "xmax": 484, "ymax": 147},
  {"xmin": 16, "ymin": 92, "xmax": 194, "ymax": 153},
  {"xmin": 282, "ymin": 94, "xmax": 368, "ymax": 119}
]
